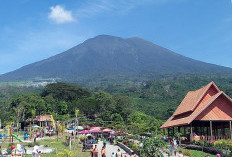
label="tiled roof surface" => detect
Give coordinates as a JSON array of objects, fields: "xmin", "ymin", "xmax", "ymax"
[
  {"xmin": 160, "ymin": 82, "xmax": 231, "ymax": 129},
  {"xmin": 173, "ymin": 82, "xmax": 216, "ymax": 116},
  {"xmin": 34, "ymin": 115, "xmax": 52, "ymax": 121}
]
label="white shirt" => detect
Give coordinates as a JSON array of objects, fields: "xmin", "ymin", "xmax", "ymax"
[{"xmin": 32, "ymin": 145, "xmax": 39, "ymax": 153}]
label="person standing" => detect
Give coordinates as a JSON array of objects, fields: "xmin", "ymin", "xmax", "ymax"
[
  {"xmin": 173, "ymin": 138, "xmax": 177, "ymax": 155},
  {"xmin": 130, "ymin": 152, "xmax": 135, "ymax": 157},
  {"xmin": 170, "ymin": 139, "xmax": 173, "ymax": 155},
  {"xmin": 101, "ymin": 146, "xmax": 106, "ymax": 157},
  {"xmin": 116, "ymin": 149, "xmax": 122, "ymax": 157},
  {"xmin": 90, "ymin": 145, "xmax": 94, "ymax": 157},
  {"xmin": 103, "ymin": 138, "xmax": 107, "ymax": 147},
  {"xmin": 93, "ymin": 145, "xmax": 99, "ymax": 157}
]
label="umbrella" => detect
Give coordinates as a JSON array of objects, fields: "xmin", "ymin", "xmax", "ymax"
[
  {"xmin": 90, "ymin": 129, "xmax": 102, "ymax": 133},
  {"xmin": 78, "ymin": 130, "xmax": 90, "ymax": 134},
  {"xmin": 90, "ymin": 126, "xmax": 101, "ymax": 130},
  {"xmin": 90, "ymin": 126, "xmax": 101, "ymax": 133},
  {"xmin": 102, "ymin": 128, "xmax": 114, "ymax": 133},
  {"xmin": 76, "ymin": 126, "xmax": 84, "ymax": 130}
]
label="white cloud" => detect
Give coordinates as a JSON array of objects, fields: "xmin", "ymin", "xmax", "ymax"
[{"xmin": 48, "ymin": 5, "xmax": 76, "ymax": 24}]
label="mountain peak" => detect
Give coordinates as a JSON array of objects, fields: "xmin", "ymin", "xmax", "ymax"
[{"xmin": 0, "ymin": 35, "xmax": 231, "ymax": 82}]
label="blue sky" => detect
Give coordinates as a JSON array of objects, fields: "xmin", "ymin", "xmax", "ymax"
[{"xmin": 0, "ymin": 0, "xmax": 232, "ymax": 74}]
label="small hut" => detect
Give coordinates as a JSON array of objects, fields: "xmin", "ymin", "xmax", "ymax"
[
  {"xmin": 33, "ymin": 115, "xmax": 55, "ymax": 127},
  {"xmin": 160, "ymin": 81, "xmax": 232, "ymax": 142}
]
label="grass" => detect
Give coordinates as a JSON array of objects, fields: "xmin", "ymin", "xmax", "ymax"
[
  {"xmin": 183, "ymin": 149, "xmax": 215, "ymax": 157},
  {"xmin": 0, "ymin": 135, "xmax": 89, "ymax": 157}
]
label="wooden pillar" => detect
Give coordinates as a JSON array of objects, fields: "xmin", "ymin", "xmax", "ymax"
[
  {"xmin": 202, "ymin": 126, "xmax": 204, "ymax": 136},
  {"xmin": 210, "ymin": 121, "xmax": 213, "ymax": 142},
  {"xmin": 190, "ymin": 123, "xmax": 193, "ymax": 141},
  {"xmin": 229, "ymin": 121, "xmax": 232, "ymax": 139}
]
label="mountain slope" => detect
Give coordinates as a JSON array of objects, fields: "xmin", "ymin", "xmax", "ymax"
[{"xmin": 0, "ymin": 35, "xmax": 232, "ymax": 82}]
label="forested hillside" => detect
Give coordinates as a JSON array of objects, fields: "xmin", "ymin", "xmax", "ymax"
[
  {"xmin": 1, "ymin": 74, "xmax": 232, "ymax": 128},
  {"xmin": 100, "ymin": 74, "xmax": 232, "ymax": 120}
]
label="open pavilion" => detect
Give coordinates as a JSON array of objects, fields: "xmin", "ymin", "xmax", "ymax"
[{"xmin": 160, "ymin": 81, "xmax": 232, "ymax": 142}]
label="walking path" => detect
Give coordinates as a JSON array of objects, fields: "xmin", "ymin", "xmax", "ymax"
[
  {"xmin": 162, "ymin": 151, "xmax": 180, "ymax": 157},
  {"xmin": 96, "ymin": 141, "xmax": 126, "ymax": 156}
]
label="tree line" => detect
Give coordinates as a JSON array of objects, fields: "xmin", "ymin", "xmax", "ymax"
[{"xmin": 8, "ymin": 82, "xmax": 163, "ymax": 135}]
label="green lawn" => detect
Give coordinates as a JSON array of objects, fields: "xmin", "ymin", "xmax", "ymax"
[
  {"xmin": 0, "ymin": 135, "xmax": 89, "ymax": 157},
  {"xmin": 25, "ymin": 138, "xmax": 89, "ymax": 157},
  {"xmin": 183, "ymin": 149, "xmax": 215, "ymax": 157}
]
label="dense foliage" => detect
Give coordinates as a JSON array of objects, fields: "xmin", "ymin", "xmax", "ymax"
[
  {"xmin": 100, "ymin": 74, "xmax": 232, "ymax": 120},
  {"xmin": 1, "ymin": 74, "xmax": 232, "ymax": 134},
  {"xmin": 137, "ymin": 138, "xmax": 165, "ymax": 157}
]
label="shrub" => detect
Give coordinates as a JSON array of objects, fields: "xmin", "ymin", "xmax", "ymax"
[
  {"xmin": 182, "ymin": 149, "xmax": 192, "ymax": 156},
  {"xmin": 132, "ymin": 143, "xmax": 138, "ymax": 151},
  {"xmin": 127, "ymin": 135, "xmax": 137, "ymax": 139},
  {"xmin": 128, "ymin": 142, "xmax": 134, "ymax": 149},
  {"xmin": 116, "ymin": 137, "xmax": 123, "ymax": 142},
  {"xmin": 137, "ymin": 138, "xmax": 165, "ymax": 157}
]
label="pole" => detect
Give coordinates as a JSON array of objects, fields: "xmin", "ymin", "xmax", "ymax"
[
  {"xmin": 56, "ymin": 121, "xmax": 58, "ymax": 141},
  {"xmin": 74, "ymin": 118, "xmax": 76, "ymax": 151},
  {"xmin": 210, "ymin": 121, "xmax": 213, "ymax": 142},
  {"xmin": 69, "ymin": 135, "xmax": 72, "ymax": 152},
  {"xmin": 230, "ymin": 121, "xmax": 232, "ymax": 139},
  {"xmin": 190, "ymin": 123, "xmax": 193, "ymax": 141}
]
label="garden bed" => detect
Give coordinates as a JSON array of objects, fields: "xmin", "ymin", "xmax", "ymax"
[{"xmin": 180, "ymin": 144, "xmax": 230, "ymax": 157}]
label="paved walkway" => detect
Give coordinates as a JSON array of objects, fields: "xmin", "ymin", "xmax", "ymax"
[
  {"xmin": 162, "ymin": 151, "xmax": 180, "ymax": 157},
  {"xmin": 96, "ymin": 141, "xmax": 126, "ymax": 156}
]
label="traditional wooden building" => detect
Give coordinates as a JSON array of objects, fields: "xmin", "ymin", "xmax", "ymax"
[
  {"xmin": 160, "ymin": 81, "xmax": 232, "ymax": 142},
  {"xmin": 34, "ymin": 115, "xmax": 55, "ymax": 127}
]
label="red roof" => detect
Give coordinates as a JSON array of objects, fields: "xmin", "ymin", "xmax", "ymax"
[
  {"xmin": 173, "ymin": 82, "xmax": 220, "ymax": 116},
  {"xmin": 34, "ymin": 115, "xmax": 53, "ymax": 122},
  {"xmin": 160, "ymin": 82, "xmax": 232, "ymax": 129}
]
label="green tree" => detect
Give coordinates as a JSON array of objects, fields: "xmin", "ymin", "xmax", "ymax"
[
  {"xmin": 94, "ymin": 91, "xmax": 115, "ymax": 120},
  {"xmin": 75, "ymin": 97, "xmax": 97, "ymax": 118},
  {"xmin": 41, "ymin": 82, "xmax": 91, "ymax": 101},
  {"xmin": 137, "ymin": 138, "xmax": 165, "ymax": 157},
  {"xmin": 57, "ymin": 101, "xmax": 68, "ymax": 115},
  {"xmin": 113, "ymin": 94, "xmax": 132, "ymax": 121}
]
